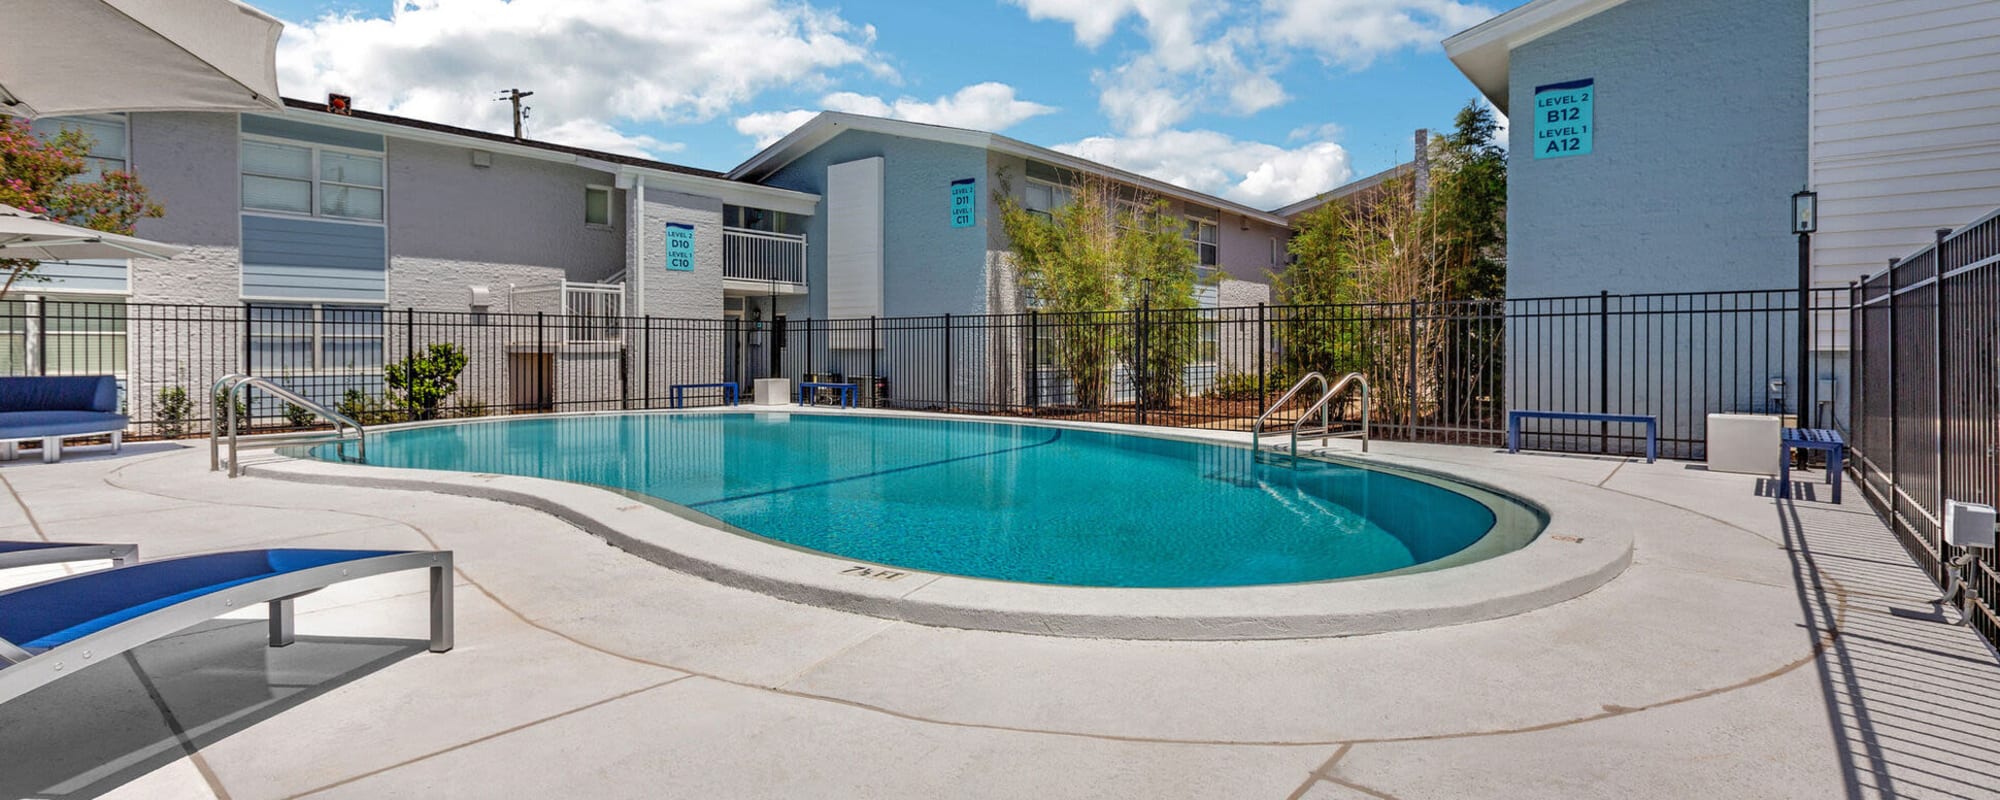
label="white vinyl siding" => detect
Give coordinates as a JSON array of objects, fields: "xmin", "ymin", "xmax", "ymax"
[
  {"xmin": 1811, "ymin": 0, "xmax": 2000, "ymax": 291},
  {"xmin": 825, "ymin": 157, "xmax": 884, "ymax": 337}
]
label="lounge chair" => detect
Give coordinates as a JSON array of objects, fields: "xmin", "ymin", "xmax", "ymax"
[
  {"xmin": 0, "ymin": 375, "xmax": 129, "ymax": 463},
  {"xmin": 0, "ymin": 548, "xmax": 452, "ymax": 705},
  {"xmin": 0, "ymin": 541, "xmax": 137, "ymax": 570}
]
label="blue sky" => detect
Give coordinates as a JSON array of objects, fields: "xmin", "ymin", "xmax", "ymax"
[{"xmin": 252, "ymin": 0, "xmax": 1522, "ymax": 209}]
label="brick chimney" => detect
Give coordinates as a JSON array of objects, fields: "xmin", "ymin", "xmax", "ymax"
[{"xmin": 1412, "ymin": 128, "xmax": 1430, "ymax": 204}]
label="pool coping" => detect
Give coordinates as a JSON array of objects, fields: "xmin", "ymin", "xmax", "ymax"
[{"xmin": 242, "ymin": 407, "xmax": 1634, "ymax": 640}]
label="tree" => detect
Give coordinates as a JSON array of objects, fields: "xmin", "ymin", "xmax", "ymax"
[
  {"xmin": 997, "ymin": 174, "xmax": 1201, "ymax": 410},
  {"xmin": 0, "ymin": 117, "xmax": 163, "ymax": 297},
  {"xmin": 1424, "ymin": 102, "xmax": 1508, "ymax": 302}
]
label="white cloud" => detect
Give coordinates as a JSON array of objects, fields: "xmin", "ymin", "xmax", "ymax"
[
  {"xmin": 537, "ymin": 119, "xmax": 684, "ymax": 159},
  {"xmin": 1005, "ymin": 1, "xmax": 1286, "ymax": 136},
  {"xmin": 1055, "ymin": 129, "xmax": 1353, "ymax": 209},
  {"xmin": 820, "ymin": 83, "xmax": 1056, "ymax": 129},
  {"xmin": 1260, "ymin": 0, "xmax": 1495, "ymax": 68},
  {"xmin": 733, "ymin": 109, "xmax": 822, "ymax": 148},
  {"xmin": 1484, "ymin": 97, "xmax": 1510, "ymax": 150},
  {"xmin": 276, "ymin": 0, "xmax": 881, "ymax": 146},
  {"xmin": 732, "ymin": 83, "xmax": 1055, "ymax": 148}
]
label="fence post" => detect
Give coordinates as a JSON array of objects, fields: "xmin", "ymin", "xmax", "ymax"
[
  {"xmin": 1144, "ymin": 294, "xmax": 1160, "ymax": 428},
  {"xmin": 535, "ymin": 311, "xmax": 546, "ymax": 412},
  {"xmin": 234, "ymin": 302, "xmax": 252, "ymax": 383},
  {"xmin": 1256, "ymin": 302, "xmax": 1267, "ymax": 405},
  {"xmin": 1935, "ymin": 228, "xmax": 1951, "ymax": 530},
  {"xmin": 1408, "ymin": 298, "xmax": 1420, "ymax": 440},
  {"xmin": 31, "ymin": 296, "xmax": 47, "ymax": 376},
  {"xmin": 1598, "ymin": 290, "xmax": 1611, "ymax": 453},
  {"xmin": 405, "ymin": 308, "xmax": 418, "ymax": 420},
  {"xmin": 943, "ymin": 313, "xmax": 954, "ymax": 410},
  {"xmin": 1885, "ymin": 257, "xmax": 1899, "ymax": 547},
  {"xmin": 1027, "ymin": 311, "xmax": 1040, "ymax": 413},
  {"xmin": 805, "ymin": 317, "xmax": 815, "ymax": 377},
  {"xmin": 869, "ymin": 315, "xmax": 879, "ymax": 408},
  {"xmin": 643, "ymin": 315, "xmax": 653, "ymax": 409}
]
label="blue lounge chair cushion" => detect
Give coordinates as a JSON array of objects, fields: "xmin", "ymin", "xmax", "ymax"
[
  {"xmin": 0, "ymin": 410, "xmax": 130, "ymax": 439},
  {"xmin": 0, "ymin": 549, "xmax": 402, "ymax": 651},
  {"xmin": 0, "ymin": 376, "xmax": 118, "ymax": 414},
  {"xmin": 0, "ymin": 542, "xmax": 77, "ymax": 554}
]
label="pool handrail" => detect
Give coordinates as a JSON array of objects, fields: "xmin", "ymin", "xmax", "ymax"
[
  {"xmin": 1289, "ymin": 372, "xmax": 1370, "ymax": 456},
  {"xmin": 1253, "ymin": 372, "xmax": 1330, "ymax": 444},
  {"xmin": 210, "ymin": 373, "xmax": 365, "ymax": 477}
]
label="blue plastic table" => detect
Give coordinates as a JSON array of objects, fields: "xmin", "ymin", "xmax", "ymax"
[
  {"xmin": 670, "ymin": 382, "xmax": 738, "ymax": 408},
  {"xmin": 1507, "ymin": 410, "xmax": 1658, "ymax": 463},
  {"xmin": 1779, "ymin": 427, "xmax": 1844, "ymax": 504},
  {"xmin": 797, "ymin": 382, "xmax": 857, "ymax": 408}
]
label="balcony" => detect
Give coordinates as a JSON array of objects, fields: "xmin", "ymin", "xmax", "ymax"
[{"xmin": 723, "ymin": 226, "xmax": 807, "ymax": 295}]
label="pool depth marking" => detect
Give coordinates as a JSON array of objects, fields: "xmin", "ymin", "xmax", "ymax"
[{"xmin": 685, "ymin": 428, "xmax": 1065, "ymax": 510}]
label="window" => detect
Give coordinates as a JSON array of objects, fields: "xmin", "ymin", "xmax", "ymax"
[
  {"xmin": 241, "ymin": 138, "xmax": 384, "ymax": 221},
  {"xmin": 0, "ymin": 298, "xmax": 127, "ymax": 377},
  {"xmin": 722, "ymin": 205, "xmax": 806, "ymax": 235},
  {"xmin": 585, "ymin": 186, "xmax": 611, "ymax": 226},
  {"xmin": 1023, "ymin": 180, "xmax": 1073, "ymax": 218},
  {"xmin": 1186, "ymin": 217, "xmax": 1218, "ymax": 267},
  {"xmin": 30, "ymin": 116, "xmax": 128, "ymax": 178},
  {"xmin": 1270, "ymin": 237, "xmax": 1280, "ymax": 265},
  {"xmin": 248, "ymin": 304, "xmax": 385, "ymax": 374}
]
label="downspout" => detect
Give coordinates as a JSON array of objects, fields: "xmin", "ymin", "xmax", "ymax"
[{"xmin": 631, "ymin": 173, "xmax": 646, "ymax": 316}]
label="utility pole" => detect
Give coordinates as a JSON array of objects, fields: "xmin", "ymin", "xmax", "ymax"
[{"xmin": 496, "ymin": 88, "xmax": 534, "ymax": 139}]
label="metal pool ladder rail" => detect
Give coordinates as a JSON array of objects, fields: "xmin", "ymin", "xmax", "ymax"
[
  {"xmin": 209, "ymin": 373, "xmax": 366, "ymax": 478},
  {"xmin": 1252, "ymin": 371, "xmax": 1370, "ymax": 457}
]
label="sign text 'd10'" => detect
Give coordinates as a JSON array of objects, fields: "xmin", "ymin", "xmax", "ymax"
[{"xmin": 664, "ymin": 222, "xmax": 695, "ymax": 271}]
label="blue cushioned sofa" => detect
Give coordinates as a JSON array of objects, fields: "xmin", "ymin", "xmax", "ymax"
[{"xmin": 0, "ymin": 376, "xmax": 128, "ymax": 463}]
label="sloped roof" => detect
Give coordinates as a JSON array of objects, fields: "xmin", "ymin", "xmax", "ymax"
[{"xmin": 1442, "ymin": 0, "xmax": 1632, "ymax": 114}]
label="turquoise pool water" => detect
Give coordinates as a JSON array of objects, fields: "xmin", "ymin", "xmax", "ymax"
[{"xmin": 312, "ymin": 413, "xmax": 1542, "ymax": 588}]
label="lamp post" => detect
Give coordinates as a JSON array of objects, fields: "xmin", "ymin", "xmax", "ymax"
[{"xmin": 1791, "ymin": 188, "xmax": 1818, "ymax": 426}]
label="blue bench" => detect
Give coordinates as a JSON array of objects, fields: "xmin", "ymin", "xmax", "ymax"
[
  {"xmin": 670, "ymin": 381, "xmax": 739, "ymax": 408},
  {"xmin": 0, "ymin": 375, "xmax": 128, "ymax": 463},
  {"xmin": 1507, "ymin": 410, "xmax": 1658, "ymax": 463},
  {"xmin": 797, "ymin": 381, "xmax": 858, "ymax": 408},
  {"xmin": 0, "ymin": 548, "xmax": 453, "ymax": 705},
  {"xmin": 0, "ymin": 541, "xmax": 136, "ymax": 570},
  {"xmin": 1779, "ymin": 427, "xmax": 1844, "ymax": 504}
]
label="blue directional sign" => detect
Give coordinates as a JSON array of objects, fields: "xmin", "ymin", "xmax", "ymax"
[
  {"xmin": 950, "ymin": 178, "xmax": 977, "ymax": 228},
  {"xmin": 664, "ymin": 222, "xmax": 694, "ymax": 271},
  {"xmin": 1533, "ymin": 79, "xmax": 1593, "ymax": 159}
]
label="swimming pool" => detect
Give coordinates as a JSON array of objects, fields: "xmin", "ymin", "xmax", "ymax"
[{"xmin": 312, "ymin": 412, "xmax": 1544, "ymax": 588}]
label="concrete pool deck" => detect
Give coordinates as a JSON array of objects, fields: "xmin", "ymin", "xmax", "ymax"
[{"xmin": 1, "ymin": 431, "xmax": 1997, "ymax": 798}]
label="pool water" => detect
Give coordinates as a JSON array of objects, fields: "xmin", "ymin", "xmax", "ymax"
[{"xmin": 313, "ymin": 413, "xmax": 1542, "ymax": 588}]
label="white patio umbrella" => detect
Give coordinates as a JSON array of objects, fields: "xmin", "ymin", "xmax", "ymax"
[
  {"xmin": 0, "ymin": 0, "xmax": 284, "ymax": 118},
  {"xmin": 0, "ymin": 203, "xmax": 186, "ymax": 262}
]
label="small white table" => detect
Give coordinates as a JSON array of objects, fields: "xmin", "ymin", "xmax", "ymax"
[{"xmin": 751, "ymin": 378, "xmax": 792, "ymax": 406}]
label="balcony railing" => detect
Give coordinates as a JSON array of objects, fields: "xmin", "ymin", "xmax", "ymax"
[
  {"xmin": 723, "ymin": 227, "xmax": 806, "ymax": 286},
  {"xmin": 509, "ymin": 280, "xmax": 625, "ymax": 343}
]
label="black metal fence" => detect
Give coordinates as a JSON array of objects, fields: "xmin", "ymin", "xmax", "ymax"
[
  {"xmin": 1849, "ymin": 207, "xmax": 2000, "ymax": 648},
  {"xmin": 0, "ymin": 288, "xmax": 1846, "ymax": 462}
]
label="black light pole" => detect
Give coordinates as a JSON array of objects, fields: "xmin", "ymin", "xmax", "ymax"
[{"xmin": 1791, "ymin": 188, "xmax": 1819, "ymax": 426}]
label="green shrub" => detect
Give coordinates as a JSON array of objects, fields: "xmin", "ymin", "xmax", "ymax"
[
  {"xmin": 385, "ymin": 343, "xmax": 469, "ymax": 421},
  {"xmin": 335, "ymin": 389, "xmax": 397, "ymax": 425},
  {"xmin": 212, "ymin": 389, "xmax": 249, "ymax": 432},
  {"xmin": 1207, "ymin": 371, "xmax": 1263, "ymax": 401},
  {"xmin": 153, "ymin": 386, "xmax": 192, "ymax": 438},
  {"xmin": 283, "ymin": 402, "xmax": 318, "ymax": 428}
]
